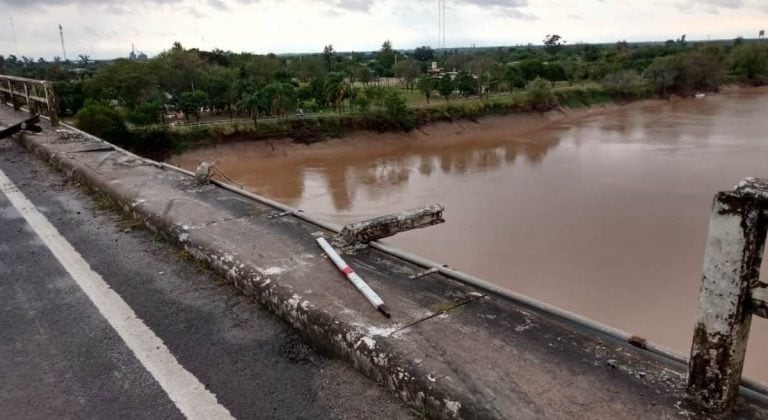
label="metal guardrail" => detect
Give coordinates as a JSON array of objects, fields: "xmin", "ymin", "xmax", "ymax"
[
  {"xmin": 687, "ymin": 177, "xmax": 768, "ymax": 412},
  {"xmin": 0, "ymin": 75, "xmax": 59, "ymax": 127}
]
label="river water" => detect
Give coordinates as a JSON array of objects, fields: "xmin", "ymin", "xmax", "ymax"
[{"xmin": 171, "ymin": 88, "xmax": 768, "ymax": 380}]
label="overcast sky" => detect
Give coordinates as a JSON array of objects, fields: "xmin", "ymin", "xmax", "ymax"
[{"xmin": 2, "ymin": 0, "xmax": 767, "ymax": 60}]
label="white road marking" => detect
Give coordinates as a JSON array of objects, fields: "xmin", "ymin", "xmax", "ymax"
[{"xmin": 0, "ymin": 169, "xmax": 234, "ymax": 420}]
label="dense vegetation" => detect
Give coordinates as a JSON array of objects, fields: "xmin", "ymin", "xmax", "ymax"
[{"xmin": 2, "ymin": 36, "xmax": 767, "ymax": 158}]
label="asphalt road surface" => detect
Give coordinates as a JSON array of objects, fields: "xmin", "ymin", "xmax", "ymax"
[{"xmin": 0, "ymin": 136, "xmax": 412, "ymax": 419}]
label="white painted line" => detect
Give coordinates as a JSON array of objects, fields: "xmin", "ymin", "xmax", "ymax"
[{"xmin": 0, "ymin": 169, "xmax": 234, "ymax": 420}]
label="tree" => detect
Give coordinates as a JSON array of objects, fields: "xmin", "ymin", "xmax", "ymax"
[
  {"xmin": 203, "ymin": 66, "xmax": 239, "ymax": 118},
  {"xmin": 53, "ymin": 80, "xmax": 86, "ymax": 116},
  {"xmin": 261, "ymin": 82, "xmax": 297, "ymax": 117},
  {"xmin": 676, "ymin": 51, "xmax": 722, "ymax": 94},
  {"xmin": 154, "ymin": 43, "xmax": 205, "ymax": 101},
  {"xmin": 437, "ymin": 74, "xmax": 454, "ymax": 102},
  {"xmin": 417, "ymin": 76, "xmax": 434, "ymax": 104},
  {"xmin": 355, "ymin": 65, "xmax": 373, "ymax": 86},
  {"xmin": 518, "ymin": 59, "xmax": 545, "ymax": 81},
  {"xmin": 543, "ymin": 34, "xmax": 565, "ymax": 55},
  {"xmin": 526, "ymin": 77, "xmax": 557, "ymax": 111},
  {"xmin": 396, "ymin": 60, "xmax": 421, "ymax": 91},
  {"xmin": 83, "ymin": 59, "xmax": 160, "ymax": 110},
  {"xmin": 413, "ymin": 46, "xmax": 434, "ymax": 62},
  {"xmin": 324, "ymin": 72, "xmax": 349, "ymax": 112},
  {"xmin": 542, "ymin": 62, "xmax": 567, "ymax": 87},
  {"xmin": 127, "ymin": 99, "xmax": 165, "ymax": 125},
  {"xmin": 559, "ymin": 59, "xmax": 580, "ymax": 86},
  {"xmin": 455, "ymin": 71, "xmax": 478, "ymax": 97},
  {"xmin": 323, "ymin": 44, "xmax": 336, "ymax": 72},
  {"xmin": 644, "ymin": 56, "xmax": 679, "ymax": 98},
  {"xmin": 78, "ymin": 54, "xmax": 90, "ymax": 65},
  {"xmin": 729, "ymin": 44, "xmax": 768, "ymax": 81},
  {"xmin": 376, "ymin": 40, "xmax": 396, "ymax": 77},
  {"xmin": 238, "ymin": 91, "xmax": 263, "ymax": 126},
  {"xmin": 505, "ymin": 66, "xmax": 526, "ymax": 90},
  {"xmin": 177, "ymin": 91, "xmax": 209, "ymax": 122}
]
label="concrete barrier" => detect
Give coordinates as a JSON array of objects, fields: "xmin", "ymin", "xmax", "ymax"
[{"xmin": 688, "ymin": 178, "xmax": 768, "ymax": 412}]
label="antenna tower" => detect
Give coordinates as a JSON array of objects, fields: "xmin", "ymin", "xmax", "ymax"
[
  {"xmin": 443, "ymin": 0, "xmax": 447, "ymax": 49},
  {"xmin": 58, "ymin": 24, "xmax": 68, "ymax": 61},
  {"xmin": 437, "ymin": 0, "xmax": 448, "ymax": 50}
]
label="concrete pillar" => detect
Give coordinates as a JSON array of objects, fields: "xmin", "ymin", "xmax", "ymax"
[
  {"xmin": 23, "ymin": 83, "xmax": 34, "ymax": 115},
  {"xmin": 10, "ymin": 81, "xmax": 20, "ymax": 111},
  {"xmin": 43, "ymin": 82, "xmax": 59, "ymax": 127},
  {"xmin": 687, "ymin": 188, "xmax": 768, "ymax": 411}
]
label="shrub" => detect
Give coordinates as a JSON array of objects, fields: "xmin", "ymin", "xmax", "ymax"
[
  {"xmin": 601, "ymin": 70, "xmax": 648, "ymax": 99},
  {"xmin": 526, "ymin": 77, "xmax": 557, "ymax": 111},
  {"xmin": 75, "ymin": 100, "xmax": 129, "ymax": 143}
]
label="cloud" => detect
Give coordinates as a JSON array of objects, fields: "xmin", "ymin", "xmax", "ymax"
[
  {"xmin": 458, "ymin": 0, "xmax": 535, "ymax": 20},
  {"xmin": 675, "ymin": 0, "xmax": 743, "ymax": 11},
  {"xmin": 460, "ymin": 0, "xmax": 528, "ymax": 6},
  {"xmin": 0, "ymin": 0, "xmax": 228, "ymax": 7},
  {"xmin": 317, "ymin": 0, "xmax": 532, "ymax": 18}
]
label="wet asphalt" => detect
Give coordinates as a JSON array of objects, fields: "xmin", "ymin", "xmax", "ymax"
[{"xmin": 0, "ymin": 136, "xmax": 412, "ymax": 420}]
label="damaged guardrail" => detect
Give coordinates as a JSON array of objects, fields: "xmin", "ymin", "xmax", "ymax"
[
  {"xmin": 688, "ymin": 178, "xmax": 768, "ymax": 412},
  {"xmin": 0, "ymin": 74, "xmax": 58, "ymax": 127},
  {"xmin": 333, "ymin": 204, "xmax": 445, "ymax": 248}
]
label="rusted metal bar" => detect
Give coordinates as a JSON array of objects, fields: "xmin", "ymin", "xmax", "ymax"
[
  {"xmin": 0, "ymin": 115, "xmax": 41, "ymax": 139},
  {"xmin": 687, "ymin": 178, "xmax": 768, "ymax": 412},
  {"xmin": 334, "ymin": 204, "xmax": 445, "ymax": 247}
]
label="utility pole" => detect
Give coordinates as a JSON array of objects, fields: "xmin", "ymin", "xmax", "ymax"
[{"xmin": 58, "ymin": 24, "xmax": 68, "ymax": 61}]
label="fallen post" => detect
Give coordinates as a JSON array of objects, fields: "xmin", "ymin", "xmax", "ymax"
[
  {"xmin": 317, "ymin": 237, "xmax": 391, "ymax": 318},
  {"xmin": 334, "ymin": 204, "xmax": 445, "ymax": 247}
]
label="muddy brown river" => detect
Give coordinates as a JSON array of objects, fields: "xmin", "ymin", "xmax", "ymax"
[{"xmin": 171, "ymin": 87, "xmax": 768, "ymax": 381}]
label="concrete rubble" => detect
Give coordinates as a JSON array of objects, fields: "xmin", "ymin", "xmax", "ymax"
[{"xmin": 4, "ymin": 106, "xmax": 768, "ymax": 419}]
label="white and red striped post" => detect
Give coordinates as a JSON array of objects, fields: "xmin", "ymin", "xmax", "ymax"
[{"xmin": 317, "ymin": 237, "xmax": 391, "ymax": 318}]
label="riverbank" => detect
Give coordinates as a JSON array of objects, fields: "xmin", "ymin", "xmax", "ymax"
[
  {"xmin": 120, "ymin": 84, "xmax": 613, "ymax": 160},
  {"xmin": 168, "ymin": 95, "xmax": 660, "ymax": 164}
]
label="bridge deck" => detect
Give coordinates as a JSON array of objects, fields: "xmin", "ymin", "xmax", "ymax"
[{"xmin": 3, "ymin": 105, "xmax": 767, "ymax": 418}]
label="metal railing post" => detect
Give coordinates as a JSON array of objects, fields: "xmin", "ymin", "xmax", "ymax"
[{"xmin": 687, "ymin": 179, "xmax": 768, "ymax": 412}]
